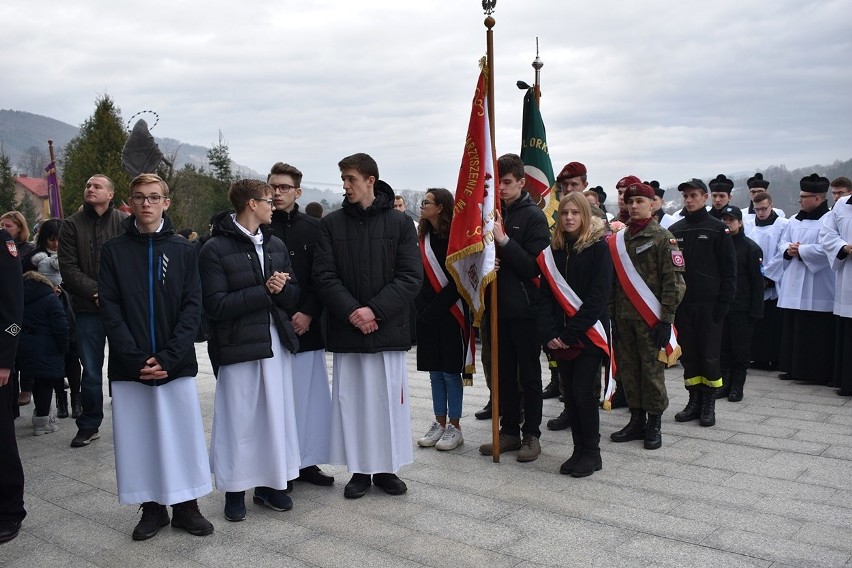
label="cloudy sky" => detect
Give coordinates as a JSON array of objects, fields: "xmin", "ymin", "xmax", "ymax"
[{"xmin": 2, "ymin": 0, "xmax": 850, "ymax": 195}]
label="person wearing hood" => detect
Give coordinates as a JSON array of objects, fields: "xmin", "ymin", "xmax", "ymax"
[
  {"xmin": 312, "ymin": 153, "xmax": 422, "ymax": 499},
  {"xmin": 776, "ymin": 174, "xmax": 835, "ymax": 384},
  {"xmin": 99, "ymin": 173, "xmax": 213, "ymax": 540},
  {"xmin": 200, "ymin": 179, "xmax": 302, "ymax": 521}
]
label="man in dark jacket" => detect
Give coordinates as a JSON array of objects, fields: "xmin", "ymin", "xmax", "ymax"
[
  {"xmin": 99, "ymin": 173, "xmax": 213, "ymax": 540},
  {"xmin": 0, "ymin": 227, "xmax": 25, "ymax": 543},
  {"xmin": 477, "ymin": 154, "xmax": 551, "ymax": 462},
  {"xmin": 716, "ymin": 206, "xmax": 764, "ymax": 402},
  {"xmin": 669, "ymin": 178, "xmax": 737, "ymax": 427},
  {"xmin": 59, "ymin": 174, "xmax": 125, "ymax": 448},
  {"xmin": 268, "ymin": 162, "xmax": 334, "ymax": 489},
  {"xmin": 708, "ymin": 174, "xmax": 734, "ymax": 220},
  {"xmin": 313, "ymin": 153, "xmax": 422, "ymax": 499}
]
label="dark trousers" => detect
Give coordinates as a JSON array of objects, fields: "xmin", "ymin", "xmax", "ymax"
[
  {"xmin": 779, "ymin": 309, "xmax": 835, "ymax": 384},
  {"xmin": 75, "ymin": 312, "xmax": 107, "ymax": 431},
  {"xmin": 675, "ymin": 303, "xmax": 723, "ymax": 392},
  {"xmin": 751, "ymin": 298, "xmax": 782, "ymax": 365},
  {"xmin": 558, "ymin": 348, "xmax": 603, "ymax": 451},
  {"xmin": 0, "ymin": 377, "xmax": 26, "ymax": 524},
  {"xmin": 497, "ymin": 318, "xmax": 542, "ymax": 438},
  {"xmin": 721, "ymin": 312, "xmax": 755, "ymax": 389},
  {"xmin": 835, "ymin": 316, "xmax": 852, "ymax": 394},
  {"xmin": 32, "ymin": 376, "xmax": 63, "ymax": 417}
]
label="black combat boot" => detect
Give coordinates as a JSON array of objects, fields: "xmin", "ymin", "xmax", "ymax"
[
  {"xmin": 56, "ymin": 390, "xmax": 69, "ymax": 419},
  {"xmin": 570, "ymin": 435, "xmax": 602, "ymax": 478},
  {"xmin": 699, "ymin": 391, "xmax": 716, "ymax": 427},
  {"xmin": 675, "ymin": 390, "xmax": 701, "ymax": 422},
  {"xmin": 644, "ymin": 413, "xmax": 662, "ymax": 450},
  {"xmin": 70, "ymin": 392, "xmax": 82, "ymax": 419},
  {"xmin": 610, "ymin": 409, "xmax": 646, "ymax": 442},
  {"xmin": 728, "ymin": 370, "xmax": 745, "ymax": 402},
  {"xmin": 132, "ymin": 502, "xmax": 170, "ymax": 541},
  {"xmin": 547, "ymin": 407, "xmax": 570, "ymax": 431},
  {"xmin": 542, "ymin": 376, "xmax": 560, "ymax": 399}
]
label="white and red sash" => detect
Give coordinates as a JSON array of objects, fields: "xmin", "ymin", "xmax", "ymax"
[
  {"xmin": 420, "ymin": 232, "xmax": 475, "ymax": 374},
  {"xmin": 536, "ymin": 247, "xmax": 616, "ymax": 406},
  {"xmin": 609, "ymin": 229, "xmax": 681, "ymax": 366}
]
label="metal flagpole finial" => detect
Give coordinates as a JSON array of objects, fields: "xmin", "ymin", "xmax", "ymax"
[
  {"xmin": 532, "ymin": 37, "xmax": 543, "ymax": 71},
  {"xmin": 482, "ymin": 0, "xmax": 496, "ymax": 15}
]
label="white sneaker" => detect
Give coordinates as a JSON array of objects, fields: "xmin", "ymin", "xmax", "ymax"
[
  {"xmin": 417, "ymin": 421, "xmax": 445, "ymax": 447},
  {"xmin": 435, "ymin": 424, "xmax": 464, "ymax": 451}
]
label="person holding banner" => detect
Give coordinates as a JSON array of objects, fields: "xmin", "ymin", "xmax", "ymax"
[
  {"xmin": 415, "ymin": 188, "xmax": 471, "ymax": 451},
  {"xmin": 537, "ymin": 192, "xmax": 612, "ymax": 476},
  {"xmin": 609, "ymin": 182, "xmax": 685, "ymax": 449}
]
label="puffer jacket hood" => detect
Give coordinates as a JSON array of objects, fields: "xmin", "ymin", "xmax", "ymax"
[{"xmin": 341, "ymin": 179, "xmax": 395, "ymax": 217}]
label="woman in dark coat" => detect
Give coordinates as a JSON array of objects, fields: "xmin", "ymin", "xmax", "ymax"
[{"xmin": 414, "ymin": 188, "xmax": 471, "ymax": 451}]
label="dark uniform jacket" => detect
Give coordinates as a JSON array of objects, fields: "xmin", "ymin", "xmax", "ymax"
[
  {"xmin": 730, "ymin": 230, "xmax": 765, "ymax": 318},
  {"xmin": 0, "ymin": 229, "xmax": 23, "ymax": 372},
  {"xmin": 199, "ymin": 212, "xmax": 300, "ymax": 368},
  {"xmin": 99, "ymin": 215, "xmax": 201, "ymax": 385},
  {"xmin": 493, "ymin": 191, "xmax": 551, "ymax": 320},
  {"xmin": 59, "ymin": 202, "xmax": 125, "ymax": 314},
  {"xmin": 669, "ymin": 207, "xmax": 737, "ymax": 307},
  {"xmin": 16, "ymin": 272, "xmax": 69, "ymax": 379},
  {"xmin": 610, "ymin": 219, "xmax": 686, "ymax": 324},
  {"xmin": 269, "ymin": 204, "xmax": 324, "ymax": 353},
  {"xmin": 312, "ymin": 180, "xmax": 422, "ymax": 353}
]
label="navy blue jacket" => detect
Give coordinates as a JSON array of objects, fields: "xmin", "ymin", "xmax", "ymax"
[{"xmin": 16, "ymin": 272, "xmax": 68, "ymax": 379}]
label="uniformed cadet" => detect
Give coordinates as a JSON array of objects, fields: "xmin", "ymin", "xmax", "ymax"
[
  {"xmin": 669, "ymin": 178, "xmax": 737, "ymax": 427},
  {"xmin": 0, "ymin": 227, "xmax": 25, "ymax": 543},
  {"xmin": 717, "ymin": 206, "xmax": 764, "ymax": 402},
  {"xmin": 645, "ymin": 180, "xmax": 677, "ymax": 229},
  {"xmin": 708, "ymin": 174, "xmax": 734, "ymax": 220},
  {"xmin": 609, "ymin": 183, "xmax": 685, "ymax": 449}
]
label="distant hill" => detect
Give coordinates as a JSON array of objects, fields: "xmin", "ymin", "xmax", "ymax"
[{"xmin": 0, "ymin": 109, "xmax": 260, "ymax": 178}]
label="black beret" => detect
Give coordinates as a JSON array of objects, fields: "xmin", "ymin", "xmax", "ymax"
[
  {"xmin": 747, "ymin": 173, "xmax": 769, "ymax": 189},
  {"xmin": 644, "ymin": 180, "xmax": 664, "ymax": 198},
  {"xmin": 677, "ymin": 178, "xmax": 708, "ymax": 193},
  {"xmin": 708, "ymin": 174, "xmax": 734, "ymax": 194},
  {"xmin": 799, "ymin": 173, "xmax": 830, "ymax": 193}
]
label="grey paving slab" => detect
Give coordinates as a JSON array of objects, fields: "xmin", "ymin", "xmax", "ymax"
[{"xmin": 1, "ymin": 345, "xmax": 850, "ymax": 568}]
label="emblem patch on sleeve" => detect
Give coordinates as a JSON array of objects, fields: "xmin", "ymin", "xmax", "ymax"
[
  {"xmin": 671, "ymin": 250, "xmax": 685, "ymax": 267},
  {"xmin": 5, "ymin": 323, "xmax": 21, "ymax": 337},
  {"xmin": 5, "ymin": 240, "xmax": 17, "ymax": 257}
]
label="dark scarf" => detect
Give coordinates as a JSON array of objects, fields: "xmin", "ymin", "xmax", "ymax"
[
  {"xmin": 629, "ymin": 217, "xmax": 653, "ymax": 235},
  {"xmin": 754, "ymin": 210, "xmax": 779, "ymax": 227},
  {"xmin": 795, "ymin": 199, "xmax": 829, "ymax": 221}
]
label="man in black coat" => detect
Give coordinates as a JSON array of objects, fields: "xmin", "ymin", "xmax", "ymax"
[
  {"xmin": 0, "ymin": 227, "xmax": 25, "ymax": 542},
  {"xmin": 268, "ymin": 162, "xmax": 334, "ymax": 489}
]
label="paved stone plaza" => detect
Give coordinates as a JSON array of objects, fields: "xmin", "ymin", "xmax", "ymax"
[{"xmin": 2, "ymin": 345, "xmax": 851, "ymax": 567}]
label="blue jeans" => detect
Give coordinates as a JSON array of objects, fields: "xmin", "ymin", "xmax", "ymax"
[
  {"xmin": 75, "ymin": 312, "xmax": 106, "ymax": 431},
  {"xmin": 429, "ymin": 371, "xmax": 463, "ymax": 420}
]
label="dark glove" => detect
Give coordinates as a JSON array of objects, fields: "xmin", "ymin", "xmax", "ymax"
[
  {"xmin": 712, "ymin": 303, "xmax": 730, "ymax": 323},
  {"xmin": 653, "ymin": 322, "xmax": 671, "ymax": 350}
]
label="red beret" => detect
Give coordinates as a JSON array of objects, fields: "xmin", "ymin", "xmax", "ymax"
[
  {"xmin": 616, "ymin": 175, "xmax": 642, "ymax": 189},
  {"xmin": 557, "ymin": 161, "xmax": 587, "ymax": 181},
  {"xmin": 623, "ymin": 183, "xmax": 655, "ymax": 200}
]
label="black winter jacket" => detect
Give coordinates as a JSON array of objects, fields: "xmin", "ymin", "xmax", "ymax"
[
  {"xmin": 269, "ymin": 204, "xmax": 324, "ymax": 353},
  {"xmin": 493, "ymin": 192, "xmax": 551, "ymax": 319},
  {"xmin": 0, "ymin": 228, "xmax": 23, "ymax": 371},
  {"xmin": 199, "ymin": 212, "xmax": 300, "ymax": 368},
  {"xmin": 16, "ymin": 272, "xmax": 68, "ymax": 379},
  {"xmin": 99, "ymin": 215, "xmax": 201, "ymax": 385},
  {"xmin": 669, "ymin": 207, "xmax": 737, "ymax": 306},
  {"xmin": 312, "ymin": 180, "xmax": 423, "ymax": 353},
  {"xmin": 730, "ymin": 230, "xmax": 765, "ymax": 318}
]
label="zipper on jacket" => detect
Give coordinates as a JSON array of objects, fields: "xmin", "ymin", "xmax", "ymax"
[{"xmin": 148, "ymin": 236, "xmax": 157, "ymax": 354}]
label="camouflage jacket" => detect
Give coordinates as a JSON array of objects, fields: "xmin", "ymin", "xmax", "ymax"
[{"xmin": 610, "ymin": 220, "xmax": 686, "ymax": 324}]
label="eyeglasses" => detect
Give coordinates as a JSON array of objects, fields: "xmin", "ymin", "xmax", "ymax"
[
  {"xmin": 421, "ymin": 200, "xmax": 436, "ymax": 207},
  {"xmin": 753, "ymin": 206, "xmax": 771, "ymax": 213},
  {"xmin": 270, "ymin": 184, "xmax": 297, "ymax": 193},
  {"xmin": 798, "ymin": 194, "xmax": 819, "ymax": 201},
  {"xmin": 253, "ymin": 197, "xmax": 274, "ymax": 206},
  {"xmin": 130, "ymin": 194, "xmax": 165, "ymax": 205}
]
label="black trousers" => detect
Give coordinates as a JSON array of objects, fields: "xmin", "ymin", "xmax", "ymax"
[
  {"xmin": 779, "ymin": 309, "xmax": 835, "ymax": 384},
  {"xmin": 497, "ymin": 318, "xmax": 543, "ymax": 438},
  {"xmin": 835, "ymin": 316, "xmax": 852, "ymax": 394},
  {"xmin": 721, "ymin": 312, "xmax": 755, "ymax": 388},
  {"xmin": 751, "ymin": 299, "xmax": 782, "ymax": 365},
  {"xmin": 557, "ymin": 348, "xmax": 603, "ymax": 451},
  {"xmin": 0, "ymin": 377, "xmax": 26, "ymax": 524},
  {"xmin": 675, "ymin": 303, "xmax": 723, "ymax": 392}
]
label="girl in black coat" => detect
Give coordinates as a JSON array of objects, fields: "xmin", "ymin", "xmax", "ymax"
[
  {"xmin": 414, "ymin": 188, "xmax": 471, "ymax": 451},
  {"xmin": 538, "ymin": 192, "xmax": 613, "ymax": 477}
]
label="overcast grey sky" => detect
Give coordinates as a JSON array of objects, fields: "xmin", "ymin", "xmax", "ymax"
[{"xmin": 2, "ymin": 0, "xmax": 850, "ymax": 193}]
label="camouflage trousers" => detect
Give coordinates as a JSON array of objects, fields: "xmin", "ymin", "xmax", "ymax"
[{"xmin": 613, "ymin": 319, "xmax": 669, "ymax": 415}]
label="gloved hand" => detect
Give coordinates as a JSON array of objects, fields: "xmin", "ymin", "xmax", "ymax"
[
  {"xmin": 712, "ymin": 303, "xmax": 730, "ymax": 323},
  {"xmin": 653, "ymin": 322, "xmax": 671, "ymax": 349}
]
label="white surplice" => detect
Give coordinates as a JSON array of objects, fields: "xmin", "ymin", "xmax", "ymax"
[
  {"xmin": 291, "ymin": 349, "xmax": 332, "ymax": 467},
  {"xmin": 777, "ymin": 215, "xmax": 835, "ymax": 312},
  {"xmin": 746, "ymin": 216, "xmax": 788, "ymax": 300},
  {"xmin": 821, "ymin": 196, "xmax": 852, "ymax": 318}
]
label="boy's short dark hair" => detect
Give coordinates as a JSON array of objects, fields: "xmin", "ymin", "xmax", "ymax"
[
  {"xmin": 497, "ymin": 153, "xmax": 525, "ymax": 180},
  {"xmin": 338, "ymin": 153, "xmax": 379, "ymax": 180},
  {"xmin": 268, "ymin": 162, "xmax": 303, "ymax": 188},
  {"xmin": 751, "ymin": 191, "xmax": 772, "ymax": 204},
  {"xmin": 830, "ymin": 176, "xmax": 852, "ymax": 191},
  {"xmin": 228, "ymin": 179, "xmax": 272, "ymax": 213},
  {"xmin": 305, "ymin": 202, "xmax": 324, "ymax": 218}
]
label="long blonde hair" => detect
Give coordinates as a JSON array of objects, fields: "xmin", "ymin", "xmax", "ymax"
[{"xmin": 552, "ymin": 192, "xmax": 593, "ymax": 251}]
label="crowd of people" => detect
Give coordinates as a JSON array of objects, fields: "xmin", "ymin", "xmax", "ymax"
[{"xmin": 1, "ymin": 153, "xmax": 850, "ymax": 545}]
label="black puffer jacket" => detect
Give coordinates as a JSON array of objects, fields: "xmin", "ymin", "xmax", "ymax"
[
  {"xmin": 199, "ymin": 212, "xmax": 300, "ymax": 368},
  {"xmin": 312, "ymin": 180, "xmax": 422, "ymax": 353},
  {"xmin": 99, "ymin": 215, "xmax": 201, "ymax": 385},
  {"xmin": 730, "ymin": 230, "xmax": 765, "ymax": 318},
  {"xmin": 16, "ymin": 272, "xmax": 68, "ymax": 379},
  {"xmin": 269, "ymin": 204, "xmax": 324, "ymax": 353}
]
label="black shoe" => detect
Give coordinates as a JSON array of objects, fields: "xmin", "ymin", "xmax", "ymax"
[
  {"xmin": 728, "ymin": 385, "xmax": 743, "ymax": 402},
  {"xmin": 253, "ymin": 486, "xmax": 293, "ymax": 511},
  {"xmin": 132, "ymin": 502, "xmax": 169, "ymax": 541},
  {"xmin": 699, "ymin": 392, "xmax": 716, "ymax": 427},
  {"xmin": 547, "ymin": 409, "xmax": 571, "ymax": 431},
  {"xmin": 344, "ymin": 473, "xmax": 371, "ymax": 499},
  {"xmin": 0, "ymin": 520, "xmax": 21, "ymax": 543},
  {"xmin": 171, "ymin": 500, "xmax": 214, "ymax": 536},
  {"xmin": 675, "ymin": 391, "xmax": 701, "ymax": 422},
  {"xmin": 296, "ymin": 465, "xmax": 334, "ymax": 486},
  {"xmin": 610, "ymin": 409, "xmax": 646, "ymax": 442},
  {"xmin": 56, "ymin": 392, "xmax": 69, "ymax": 419},
  {"xmin": 475, "ymin": 401, "xmax": 496, "ymax": 420},
  {"xmin": 559, "ymin": 447, "xmax": 582, "ymax": 475},
  {"xmin": 778, "ymin": 372, "xmax": 794, "ymax": 380},
  {"xmin": 70, "ymin": 428, "xmax": 99, "ymax": 448},
  {"xmin": 542, "ymin": 378, "xmax": 560, "ymax": 399},
  {"xmin": 838, "ymin": 390, "xmax": 852, "ymax": 397},
  {"xmin": 283, "ymin": 480, "xmax": 293, "ymax": 493},
  {"xmin": 70, "ymin": 400, "xmax": 82, "ymax": 419},
  {"xmin": 224, "ymin": 491, "xmax": 246, "ymax": 521},
  {"xmin": 715, "ymin": 386, "xmax": 730, "ymax": 399},
  {"xmin": 644, "ymin": 413, "xmax": 662, "ymax": 450},
  {"xmin": 569, "ymin": 449, "xmax": 602, "ymax": 478},
  {"xmin": 372, "ymin": 473, "xmax": 407, "ymax": 495}
]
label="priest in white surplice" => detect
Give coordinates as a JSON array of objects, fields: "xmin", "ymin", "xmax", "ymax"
[
  {"xmin": 313, "ymin": 153, "xmax": 422, "ymax": 499},
  {"xmin": 776, "ymin": 174, "xmax": 835, "ymax": 384},
  {"xmin": 820, "ymin": 176, "xmax": 852, "ymax": 396}
]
